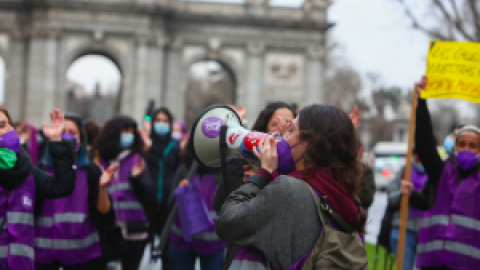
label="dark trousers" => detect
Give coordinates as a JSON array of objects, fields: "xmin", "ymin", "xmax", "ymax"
[
  {"xmin": 35, "ymin": 257, "xmax": 106, "ymax": 270},
  {"xmin": 120, "ymin": 239, "xmax": 148, "ymax": 270},
  {"xmin": 169, "ymin": 244, "xmax": 225, "ymax": 270},
  {"xmin": 152, "ymin": 204, "xmax": 173, "ymax": 270}
]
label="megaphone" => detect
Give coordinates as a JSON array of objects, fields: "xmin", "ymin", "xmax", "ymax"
[{"xmin": 190, "ymin": 105, "xmax": 294, "ymax": 174}]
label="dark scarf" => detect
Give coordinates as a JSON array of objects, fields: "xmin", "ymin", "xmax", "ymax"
[
  {"xmin": 0, "ymin": 147, "xmax": 33, "ymax": 190},
  {"xmin": 289, "ymin": 167, "xmax": 358, "ymax": 225}
]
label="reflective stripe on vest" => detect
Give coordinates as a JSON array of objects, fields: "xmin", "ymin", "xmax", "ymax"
[
  {"xmin": 114, "ymin": 201, "xmax": 143, "ymax": 210},
  {"xmin": 7, "ymin": 212, "xmax": 34, "ymax": 225},
  {"xmin": 35, "ymin": 217, "xmax": 53, "ymax": 227},
  {"xmin": 35, "ymin": 231, "xmax": 100, "ymax": 250},
  {"xmin": 54, "ymin": 213, "xmax": 86, "ymax": 223},
  {"xmin": 108, "ymin": 182, "xmax": 131, "ymax": 194},
  {"xmin": 0, "ymin": 244, "xmax": 34, "ymax": 259},
  {"xmin": 418, "ymin": 239, "xmax": 480, "ymax": 261},
  {"xmin": 418, "ymin": 215, "xmax": 449, "ymax": 229},
  {"xmin": 451, "ymin": 215, "xmax": 480, "ymax": 231}
]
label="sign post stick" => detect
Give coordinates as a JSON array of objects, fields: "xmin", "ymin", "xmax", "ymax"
[{"xmin": 396, "ymin": 91, "xmax": 418, "ymax": 270}]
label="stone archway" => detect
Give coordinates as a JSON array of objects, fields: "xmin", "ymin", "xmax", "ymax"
[
  {"xmin": 184, "ymin": 59, "xmax": 237, "ymax": 127},
  {"xmin": 65, "ymin": 53, "xmax": 122, "ymax": 123},
  {"xmin": 0, "ymin": 0, "xmax": 331, "ymax": 126}
]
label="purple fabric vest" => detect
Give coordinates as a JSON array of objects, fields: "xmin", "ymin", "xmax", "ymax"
[
  {"xmin": 410, "ymin": 168, "xmax": 429, "ymax": 218},
  {"xmin": 34, "ymin": 169, "xmax": 101, "ymax": 265},
  {"xmin": 170, "ymin": 173, "xmax": 226, "ymax": 254},
  {"xmin": 0, "ymin": 174, "xmax": 36, "ymax": 270},
  {"xmin": 102, "ymin": 154, "xmax": 147, "ymax": 223},
  {"xmin": 229, "ymin": 189, "xmax": 345, "ymax": 270},
  {"xmin": 416, "ymin": 162, "xmax": 480, "ymax": 270}
]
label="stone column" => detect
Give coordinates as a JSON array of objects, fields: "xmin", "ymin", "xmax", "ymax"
[
  {"xmin": 3, "ymin": 31, "xmax": 28, "ymax": 121},
  {"xmin": 304, "ymin": 45, "xmax": 326, "ymax": 107},
  {"xmin": 131, "ymin": 35, "xmax": 149, "ymax": 123},
  {"xmin": 163, "ymin": 38, "xmax": 185, "ymax": 121},
  {"xmin": 24, "ymin": 30, "xmax": 60, "ymax": 125},
  {"xmin": 144, "ymin": 36, "xmax": 166, "ymax": 115},
  {"xmin": 244, "ymin": 41, "xmax": 265, "ymax": 128}
]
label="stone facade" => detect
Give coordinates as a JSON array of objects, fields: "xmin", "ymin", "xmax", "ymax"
[{"xmin": 0, "ymin": 0, "xmax": 332, "ymax": 127}]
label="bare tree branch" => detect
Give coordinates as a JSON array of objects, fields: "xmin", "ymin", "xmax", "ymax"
[
  {"xmin": 467, "ymin": 0, "xmax": 480, "ymax": 41},
  {"xmin": 396, "ymin": 0, "xmax": 478, "ymax": 41},
  {"xmin": 396, "ymin": 0, "xmax": 451, "ymax": 40},
  {"xmin": 433, "ymin": 0, "xmax": 475, "ymax": 41}
]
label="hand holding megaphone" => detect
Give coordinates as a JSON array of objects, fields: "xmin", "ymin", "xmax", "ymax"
[{"xmin": 253, "ymin": 133, "xmax": 281, "ymax": 174}]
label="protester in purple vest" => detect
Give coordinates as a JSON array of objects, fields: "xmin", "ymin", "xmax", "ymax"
[
  {"xmin": 0, "ymin": 107, "xmax": 76, "ymax": 270},
  {"xmin": 168, "ymin": 138, "xmax": 226, "ymax": 270},
  {"xmin": 387, "ymin": 147, "xmax": 428, "ymax": 270},
  {"xmin": 400, "ymin": 76, "xmax": 480, "ymax": 270},
  {"xmin": 144, "ymin": 107, "xmax": 180, "ymax": 270},
  {"xmin": 216, "ymin": 104, "xmax": 367, "ymax": 270},
  {"xmin": 212, "ymin": 102, "xmax": 296, "ymax": 268},
  {"xmin": 34, "ymin": 113, "xmax": 119, "ymax": 270},
  {"xmin": 96, "ymin": 115, "xmax": 152, "ymax": 270}
]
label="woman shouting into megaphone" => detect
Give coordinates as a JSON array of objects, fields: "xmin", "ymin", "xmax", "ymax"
[{"xmin": 216, "ymin": 104, "xmax": 368, "ymax": 270}]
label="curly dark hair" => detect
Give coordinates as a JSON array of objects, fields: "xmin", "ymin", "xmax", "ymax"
[
  {"xmin": 251, "ymin": 102, "xmax": 297, "ymax": 133},
  {"xmin": 298, "ymin": 104, "xmax": 366, "ymax": 233},
  {"xmin": 94, "ymin": 115, "xmax": 144, "ymax": 161}
]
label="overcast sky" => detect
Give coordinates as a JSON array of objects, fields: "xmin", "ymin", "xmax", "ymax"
[{"xmin": 0, "ymin": 0, "xmax": 431, "ymax": 103}]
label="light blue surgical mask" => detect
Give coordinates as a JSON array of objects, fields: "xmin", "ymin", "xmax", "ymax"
[
  {"xmin": 412, "ymin": 160, "xmax": 425, "ymax": 174},
  {"xmin": 444, "ymin": 136, "xmax": 454, "ymax": 156},
  {"xmin": 120, "ymin": 133, "xmax": 135, "ymax": 149},
  {"xmin": 154, "ymin": 122, "xmax": 170, "ymax": 136}
]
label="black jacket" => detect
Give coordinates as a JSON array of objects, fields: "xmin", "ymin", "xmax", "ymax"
[
  {"xmin": 145, "ymin": 138, "xmax": 180, "ymax": 206},
  {"xmin": 0, "ymin": 140, "xmax": 76, "ymax": 199}
]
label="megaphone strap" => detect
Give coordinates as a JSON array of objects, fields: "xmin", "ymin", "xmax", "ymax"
[{"xmin": 220, "ymin": 125, "xmax": 228, "ymax": 169}]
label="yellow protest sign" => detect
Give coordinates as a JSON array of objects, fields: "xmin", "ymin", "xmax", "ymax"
[{"xmin": 422, "ymin": 40, "xmax": 480, "ymax": 103}]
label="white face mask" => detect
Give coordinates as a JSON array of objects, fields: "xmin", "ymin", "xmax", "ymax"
[{"xmin": 172, "ymin": 131, "xmax": 183, "ymax": 141}]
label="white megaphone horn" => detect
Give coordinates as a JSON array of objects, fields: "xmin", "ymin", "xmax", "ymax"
[{"xmin": 190, "ymin": 105, "xmax": 271, "ymax": 171}]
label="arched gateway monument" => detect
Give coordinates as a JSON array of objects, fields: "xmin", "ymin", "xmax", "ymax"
[{"xmin": 0, "ymin": 0, "xmax": 332, "ymax": 126}]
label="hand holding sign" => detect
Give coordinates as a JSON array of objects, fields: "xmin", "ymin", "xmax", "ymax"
[{"xmin": 415, "ymin": 76, "xmax": 428, "ymax": 96}]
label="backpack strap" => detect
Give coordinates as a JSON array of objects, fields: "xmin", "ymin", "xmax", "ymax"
[{"xmin": 303, "ymin": 182, "xmax": 356, "ymax": 234}]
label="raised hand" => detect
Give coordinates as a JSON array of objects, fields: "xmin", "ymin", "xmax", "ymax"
[
  {"xmin": 349, "ymin": 106, "xmax": 362, "ymax": 130},
  {"xmin": 415, "ymin": 76, "xmax": 428, "ymax": 96},
  {"xmin": 274, "ymin": 116, "xmax": 290, "ymax": 135},
  {"xmin": 143, "ymin": 119, "xmax": 152, "ymax": 137},
  {"xmin": 131, "ymin": 158, "xmax": 146, "ymax": 177},
  {"xmin": 43, "ymin": 109, "xmax": 64, "ymax": 142},
  {"xmin": 178, "ymin": 179, "xmax": 190, "ymax": 188},
  {"xmin": 228, "ymin": 105, "xmax": 246, "ymax": 121},
  {"xmin": 100, "ymin": 164, "xmax": 120, "ymax": 187},
  {"xmin": 140, "ymin": 129, "xmax": 152, "ymax": 152}
]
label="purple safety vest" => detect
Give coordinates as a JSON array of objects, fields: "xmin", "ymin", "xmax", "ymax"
[
  {"xmin": 170, "ymin": 173, "xmax": 226, "ymax": 255},
  {"xmin": 416, "ymin": 162, "xmax": 480, "ymax": 270},
  {"xmin": 102, "ymin": 154, "xmax": 147, "ymax": 223},
  {"xmin": 34, "ymin": 169, "xmax": 101, "ymax": 265},
  {"xmin": 0, "ymin": 174, "xmax": 36, "ymax": 270}
]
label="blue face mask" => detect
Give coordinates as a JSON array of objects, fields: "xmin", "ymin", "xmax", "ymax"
[
  {"xmin": 444, "ymin": 136, "xmax": 454, "ymax": 156},
  {"xmin": 154, "ymin": 122, "xmax": 170, "ymax": 136},
  {"xmin": 412, "ymin": 160, "xmax": 425, "ymax": 174},
  {"xmin": 120, "ymin": 133, "xmax": 135, "ymax": 149}
]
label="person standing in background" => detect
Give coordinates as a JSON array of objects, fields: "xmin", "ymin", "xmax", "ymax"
[
  {"xmin": 95, "ymin": 115, "xmax": 152, "ymax": 270},
  {"xmin": 144, "ymin": 107, "xmax": 181, "ymax": 270}
]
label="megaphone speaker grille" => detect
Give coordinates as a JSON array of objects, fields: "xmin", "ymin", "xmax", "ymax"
[{"xmin": 189, "ymin": 105, "xmax": 242, "ymax": 170}]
